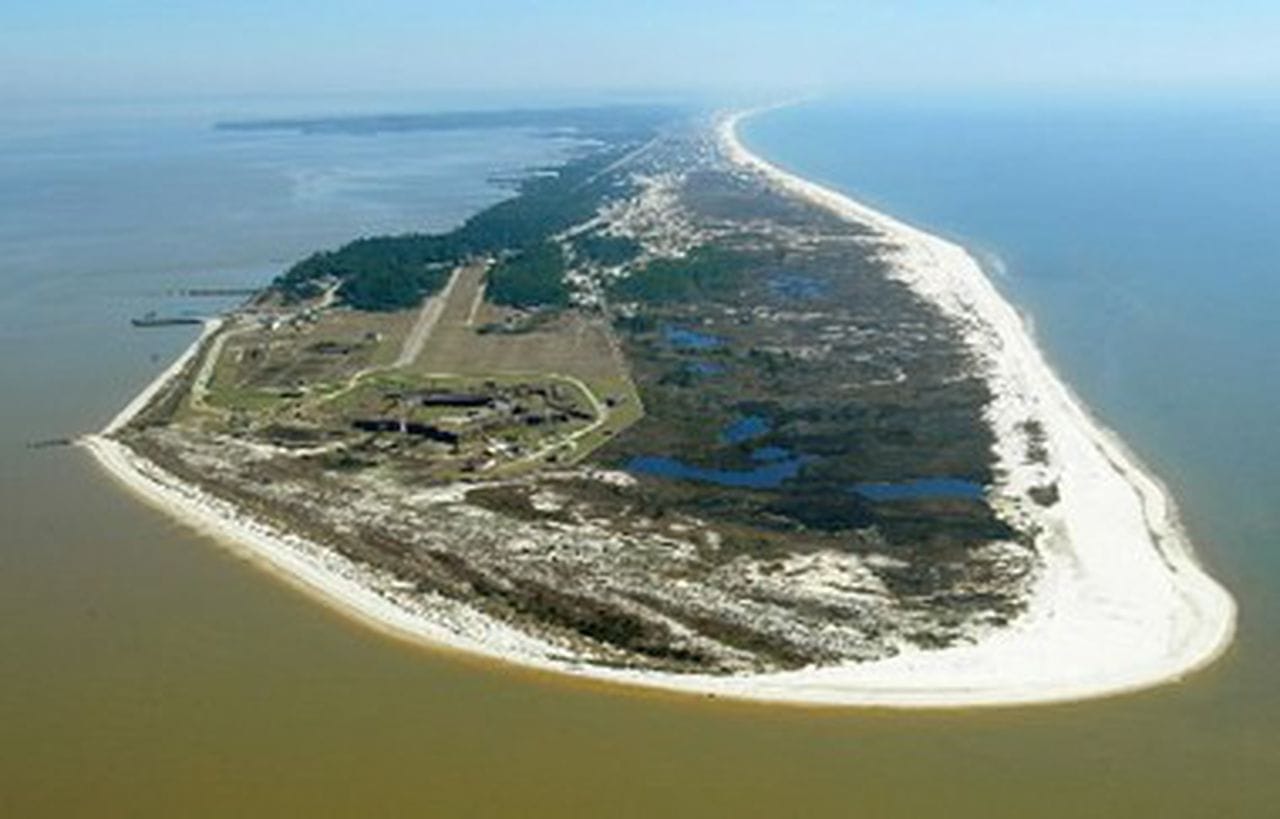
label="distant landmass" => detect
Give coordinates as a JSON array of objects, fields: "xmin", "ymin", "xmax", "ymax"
[{"xmin": 216, "ymin": 105, "xmax": 687, "ymax": 139}]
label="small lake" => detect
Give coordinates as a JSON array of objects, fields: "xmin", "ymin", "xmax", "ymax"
[
  {"xmin": 853, "ymin": 477, "xmax": 985, "ymax": 502},
  {"xmin": 663, "ymin": 326, "xmax": 723, "ymax": 350},
  {"xmin": 625, "ymin": 454, "xmax": 807, "ymax": 489},
  {"xmin": 626, "ymin": 414, "xmax": 804, "ymax": 487}
]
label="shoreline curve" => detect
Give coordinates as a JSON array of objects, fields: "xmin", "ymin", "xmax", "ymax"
[{"xmin": 78, "ymin": 107, "xmax": 1237, "ymax": 709}]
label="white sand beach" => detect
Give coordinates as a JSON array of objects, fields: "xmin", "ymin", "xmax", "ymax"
[{"xmin": 79, "ymin": 109, "xmax": 1237, "ymax": 708}]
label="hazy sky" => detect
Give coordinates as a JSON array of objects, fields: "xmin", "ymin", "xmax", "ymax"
[{"xmin": 3, "ymin": 1, "xmax": 1278, "ymax": 102}]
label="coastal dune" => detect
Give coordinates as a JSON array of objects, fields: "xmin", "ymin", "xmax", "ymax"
[
  {"xmin": 697, "ymin": 109, "xmax": 1237, "ymax": 705},
  {"xmin": 80, "ymin": 109, "xmax": 1237, "ymax": 708}
]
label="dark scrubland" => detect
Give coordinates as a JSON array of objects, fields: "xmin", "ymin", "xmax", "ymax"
[
  {"xmin": 589, "ymin": 164, "xmax": 1015, "ymax": 558},
  {"xmin": 115, "ymin": 112, "xmax": 1035, "ymax": 672},
  {"xmin": 570, "ymin": 233, "xmax": 642, "ymax": 268}
]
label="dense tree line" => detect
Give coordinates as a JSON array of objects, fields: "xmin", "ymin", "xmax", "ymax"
[
  {"xmin": 486, "ymin": 242, "xmax": 571, "ymax": 308},
  {"xmin": 571, "ymin": 233, "xmax": 641, "ymax": 268},
  {"xmin": 273, "ymin": 137, "xmax": 643, "ymax": 312},
  {"xmin": 606, "ymin": 247, "xmax": 744, "ymax": 304}
]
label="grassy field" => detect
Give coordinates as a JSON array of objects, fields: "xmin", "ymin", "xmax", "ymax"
[
  {"xmin": 411, "ymin": 265, "xmax": 644, "ymax": 461},
  {"xmin": 201, "ymin": 309, "xmax": 417, "ymax": 414},
  {"xmin": 187, "ymin": 264, "xmax": 642, "ymax": 472}
]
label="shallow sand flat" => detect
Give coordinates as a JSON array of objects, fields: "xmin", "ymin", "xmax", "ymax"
[{"xmin": 80, "ymin": 111, "xmax": 1236, "ymax": 708}]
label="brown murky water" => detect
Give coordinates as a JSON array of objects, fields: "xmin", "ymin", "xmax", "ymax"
[
  {"xmin": 1, "ymin": 418, "xmax": 1276, "ymax": 818},
  {"xmin": 2, "ymin": 102, "xmax": 1277, "ymax": 818}
]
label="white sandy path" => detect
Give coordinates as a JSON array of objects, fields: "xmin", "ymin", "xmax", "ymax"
[
  {"xmin": 78, "ymin": 111, "xmax": 1237, "ymax": 709},
  {"xmin": 102, "ymin": 318, "xmax": 223, "ymax": 435}
]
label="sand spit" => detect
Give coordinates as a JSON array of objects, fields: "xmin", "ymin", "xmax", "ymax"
[{"xmin": 80, "ymin": 112, "xmax": 1236, "ymax": 708}]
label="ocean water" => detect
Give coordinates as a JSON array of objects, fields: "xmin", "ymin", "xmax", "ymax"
[
  {"xmin": 743, "ymin": 93, "xmax": 1280, "ymax": 803},
  {"xmin": 743, "ymin": 97, "xmax": 1280, "ymax": 584},
  {"xmin": 2, "ymin": 95, "xmax": 1278, "ymax": 817}
]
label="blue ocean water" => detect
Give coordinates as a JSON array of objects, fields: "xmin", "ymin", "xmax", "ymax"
[{"xmin": 743, "ymin": 98, "xmax": 1280, "ymax": 706}]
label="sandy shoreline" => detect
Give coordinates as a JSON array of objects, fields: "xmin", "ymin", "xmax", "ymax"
[
  {"xmin": 79, "ymin": 109, "xmax": 1236, "ymax": 708},
  {"xmin": 102, "ymin": 318, "xmax": 223, "ymax": 435}
]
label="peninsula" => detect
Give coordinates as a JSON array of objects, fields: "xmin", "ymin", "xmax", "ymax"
[{"xmin": 82, "ymin": 105, "xmax": 1236, "ymax": 707}]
